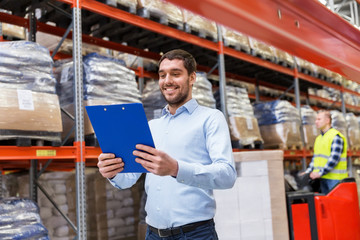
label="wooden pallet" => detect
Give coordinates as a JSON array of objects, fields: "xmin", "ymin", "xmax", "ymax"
[
  {"xmin": 183, "ymin": 23, "xmax": 217, "ymax": 42},
  {"xmin": 232, "ymin": 140, "xmax": 264, "ymax": 150},
  {"xmin": 264, "ymin": 143, "xmax": 302, "ymax": 150}
]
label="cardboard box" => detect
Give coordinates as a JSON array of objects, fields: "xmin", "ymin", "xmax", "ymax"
[
  {"xmin": 229, "ymin": 116, "xmax": 263, "ymax": 146},
  {"xmin": 0, "ymin": 88, "xmax": 62, "ymax": 133},
  {"xmin": 260, "ymin": 122, "xmax": 302, "ymax": 149},
  {"xmin": 214, "ymin": 150, "xmax": 289, "ymax": 240}
]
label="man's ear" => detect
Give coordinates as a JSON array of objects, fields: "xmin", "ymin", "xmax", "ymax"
[{"xmin": 189, "ymin": 72, "xmax": 196, "ymax": 86}]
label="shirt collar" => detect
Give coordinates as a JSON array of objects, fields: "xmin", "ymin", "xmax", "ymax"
[
  {"xmin": 320, "ymin": 127, "xmax": 332, "ymax": 136},
  {"xmin": 161, "ymin": 98, "xmax": 198, "ymax": 116}
]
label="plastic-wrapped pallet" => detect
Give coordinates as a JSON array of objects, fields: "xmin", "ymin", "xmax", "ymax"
[
  {"xmin": 346, "ymin": 113, "xmax": 360, "ymax": 150},
  {"xmin": 301, "ymin": 105, "xmax": 319, "ymax": 149},
  {"xmin": 142, "ymin": 80, "xmax": 167, "ymax": 121},
  {"xmin": 0, "ymin": 198, "xmax": 49, "ymax": 240},
  {"xmin": 56, "ymin": 53, "xmax": 141, "ymax": 139},
  {"xmin": 248, "ymin": 37, "xmax": 276, "ymax": 62},
  {"xmin": 215, "ymin": 85, "xmax": 263, "ymax": 148},
  {"xmin": 105, "ymin": 0, "xmax": 137, "ymax": 13},
  {"xmin": 182, "ymin": 9, "xmax": 218, "ymax": 40},
  {"xmin": 0, "ymin": 41, "xmax": 62, "ymax": 143},
  {"xmin": 137, "ymin": 0, "xmax": 183, "ymax": 28},
  {"xmin": 253, "ymin": 100, "xmax": 302, "ymax": 149},
  {"xmin": 192, "ymin": 72, "xmax": 216, "ymax": 109},
  {"xmin": 220, "ymin": 25, "xmax": 250, "ymax": 53},
  {"xmin": 330, "ymin": 110, "xmax": 348, "ymax": 141}
]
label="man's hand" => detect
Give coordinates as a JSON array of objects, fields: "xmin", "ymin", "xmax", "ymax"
[
  {"xmin": 133, "ymin": 144, "xmax": 178, "ymax": 177},
  {"xmin": 97, "ymin": 153, "xmax": 124, "ymax": 179},
  {"xmin": 310, "ymin": 172, "xmax": 321, "ymax": 180}
]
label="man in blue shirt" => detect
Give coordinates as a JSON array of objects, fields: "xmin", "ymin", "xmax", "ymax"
[{"xmin": 97, "ymin": 49, "xmax": 237, "ymax": 239}]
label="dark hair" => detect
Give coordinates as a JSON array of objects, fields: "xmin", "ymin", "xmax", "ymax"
[{"xmin": 158, "ymin": 49, "xmax": 197, "ymax": 75}]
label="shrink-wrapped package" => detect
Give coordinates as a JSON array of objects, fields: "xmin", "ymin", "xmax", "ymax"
[
  {"xmin": 105, "ymin": 0, "xmax": 137, "ymax": 12},
  {"xmin": 56, "ymin": 53, "xmax": 141, "ymax": 138},
  {"xmin": 142, "ymin": 80, "xmax": 167, "ymax": 121},
  {"xmin": 254, "ymin": 100, "xmax": 302, "ymax": 149},
  {"xmin": 215, "ymin": 85, "xmax": 263, "ymax": 147},
  {"xmin": 221, "ymin": 26, "xmax": 250, "ymax": 52},
  {"xmin": 183, "ymin": 9, "xmax": 217, "ymax": 40},
  {"xmin": 137, "ymin": 0, "xmax": 183, "ymax": 27},
  {"xmin": 192, "ymin": 72, "xmax": 216, "ymax": 109},
  {"xmin": 301, "ymin": 105, "xmax": 319, "ymax": 149},
  {"xmin": 0, "ymin": 198, "xmax": 49, "ymax": 239},
  {"xmin": 346, "ymin": 113, "xmax": 360, "ymax": 150},
  {"xmin": 0, "ymin": 41, "xmax": 62, "ymax": 142},
  {"xmin": 331, "ymin": 110, "xmax": 348, "ymax": 141},
  {"xmin": 248, "ymin": 37, "xmax": 276, "ymax": 62}
]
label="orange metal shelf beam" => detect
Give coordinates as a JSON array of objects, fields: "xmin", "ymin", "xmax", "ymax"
[
  {"xmin": 0, "ymin": 146, "xmax": 101, "ymax": 161},
  {"xmin": 167, "ymin": 0, "xmax": 360, "ymax": 83}
]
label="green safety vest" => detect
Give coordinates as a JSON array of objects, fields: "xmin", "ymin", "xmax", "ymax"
[{"xmin": 313, "ymin": 128, "xmax": 348, "ymax": 180}]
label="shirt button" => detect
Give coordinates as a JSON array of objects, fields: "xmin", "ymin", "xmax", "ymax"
[
  {"xmin": 157, "ymin": 186, "xmax": 161, "ymax": 191},
  {"xmin": 157, "ymin": 207, "xmax": 160, "ymax": 211},
  {"xmin": 165, "ymin": 131, "xmax": 168, "ymax": 134}
]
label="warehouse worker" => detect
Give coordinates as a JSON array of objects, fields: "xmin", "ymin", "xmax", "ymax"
[
  {"xmin": 97, "ymin": 49, "xmax": 236, "ymax": 240},
  {"xmin": 304, "ymin": 110, "xmax": 348, "ymax": 194}
]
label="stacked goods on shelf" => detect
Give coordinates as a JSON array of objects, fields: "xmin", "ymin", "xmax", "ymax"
[
  {"xmin": 55, "ymin": 53, "xmax": 141, "ymax": 140},
  {"xmin": 1, "ymin": 23, "xmax": 25, "ymax": 39},
  {"xmin": 142, "ymin": 80, "xmax": 167, "ymax": 121},
  {"xmin": 301, "ymin": 105, "xmax": 319, "ymax": 149},
  {"xmin": 220, "ymin": 26, "xmax": 251, "ymax": 53},
  {"xmin": 253, "ymin": 100, "xmax": 302, "ymax": 149},
  {"xmin": 115, "ymin": 52, "xmax": 158, "ymax": 72},
  {"xmin": 274, "ymin": 48, "xmax": 294, "ymax": 67},
  {"xmin": 103, "ymin": 0, "xmax": 138, "ymax": 13},
  {"xmin": 182, "ymin": 9, "xmax": 218, "ymax": 40},
  {"xmin": 346, "ymin": 113, "xmax": 360, "ymax": 150},
  {"xmin": 0, "ymin": 41, "xmax": 62, "ymax": 143},
  {"xmin": 78, "ymin": 169, "xmax": 141, "ymax": 240},
  {"xmin": 137, "ymin": 0, "xmax": 183, "ymax": 28},
  {"xmin": 192, "ymin": 72, "xmax": 216, "ymax": 109},
  {"xmin": 295, "ymin": 58, "xmax": 317, "ymax": 75},
  {"xmin": 16, "ymin": 172, "xmax": 76, "ymax": 239},
  {"xmin": 11, "ymin": 170, "xmax": 141, "ymax": 240},
  {"xmin": 215, "ymin": 85, "xmax": 263, "ymax": 148},
  {"xmin": 330, "ymin": 110, "xmax": 348, "ymax": 141},
  {"xmin": 248, "ymin": 37, "xmax": 276, "ymax": 62},
  {"xmin": 0, "ymin": 198, "xmax": 49, "ymax": 239}
]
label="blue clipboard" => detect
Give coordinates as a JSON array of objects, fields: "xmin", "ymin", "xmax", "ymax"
[{"xmin": 85, "ymin": 103, "xmax": 154, "ymax": 173}]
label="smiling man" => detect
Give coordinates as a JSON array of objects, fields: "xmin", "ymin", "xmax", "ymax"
[{"xmin": 97, "ymin": 49, "xmax": 236, "ymax": 240}]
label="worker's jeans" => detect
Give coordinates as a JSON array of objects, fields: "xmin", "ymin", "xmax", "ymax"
[
  {"xmin": 320, "ymin": 178, "xmax": 340, "ymax": 194},
  {"xmin": 145, "ymin": 221, "xmax": 218, "ymax": 240}
]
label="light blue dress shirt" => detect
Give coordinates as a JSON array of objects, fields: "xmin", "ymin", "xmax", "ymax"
[{"xmin": 109, "ymin": 98, "xmax": 236, "ymax": 229}]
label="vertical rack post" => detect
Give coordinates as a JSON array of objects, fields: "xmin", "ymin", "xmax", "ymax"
[
  {"xmin": 28, "ymin": 9, "xmax": 38, "ymax": 202},
  {"xmin": 293, "ymin": 61, "xmax": 307, "ymax": 170},
  {"xmin": 138, "ymin": 57, "xmax": 144, "ymax": 94},
  {"xmin": 217, "ymin": 24, "xmax": 228, "ymax": 119},
  {"xmin": 340, "ymin": 91, "xmax": 352, "ymax": 177},
  {"xmin": 72, "ymin": 0, "xmax": 87, "ymax": 239}
]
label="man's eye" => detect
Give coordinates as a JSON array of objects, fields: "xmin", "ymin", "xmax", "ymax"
[{"xmin": 159, "ymin": 75, "xmax": 166, "ymax": 79}]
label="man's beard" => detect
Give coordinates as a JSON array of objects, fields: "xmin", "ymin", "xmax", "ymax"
[{"xmin": 160, "ymin": 78, "xmax": 190, "ymax": 106}]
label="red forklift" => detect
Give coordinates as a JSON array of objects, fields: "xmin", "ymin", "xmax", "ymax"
[{"xmin": 286, "ymin": 177, "xmax": 360, "ymax": 240}]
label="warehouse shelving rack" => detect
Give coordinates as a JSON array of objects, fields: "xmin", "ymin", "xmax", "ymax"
[{"xmin": 1, "ymin": 0, "xmax": 360, "ymax": 239}]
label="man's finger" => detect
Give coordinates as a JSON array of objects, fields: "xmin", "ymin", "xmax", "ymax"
[
  {"xmin": 98, "ymin": 153, "xmax": 115, "ymax": 161},
  {"xmin": 135, "ymin": 144, "xmax": 157, "ymax": 155}
]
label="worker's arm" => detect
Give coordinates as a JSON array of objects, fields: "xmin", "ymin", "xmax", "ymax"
[{"xmin": 319, "ymin": 135, "xmax": 343, "ymax": 176}]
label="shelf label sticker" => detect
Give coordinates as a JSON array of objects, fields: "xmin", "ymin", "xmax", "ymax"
[
  {"xmin": 17, "ymin": 89, "xmax": 34, "ymax": 111},
  {"xmin": 246, "ymin": 118, "xmax": 253, "ymax": 130},
  {"xmin": 36, "ymin": 150, "xmax": 56, "ymax": 157}
]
